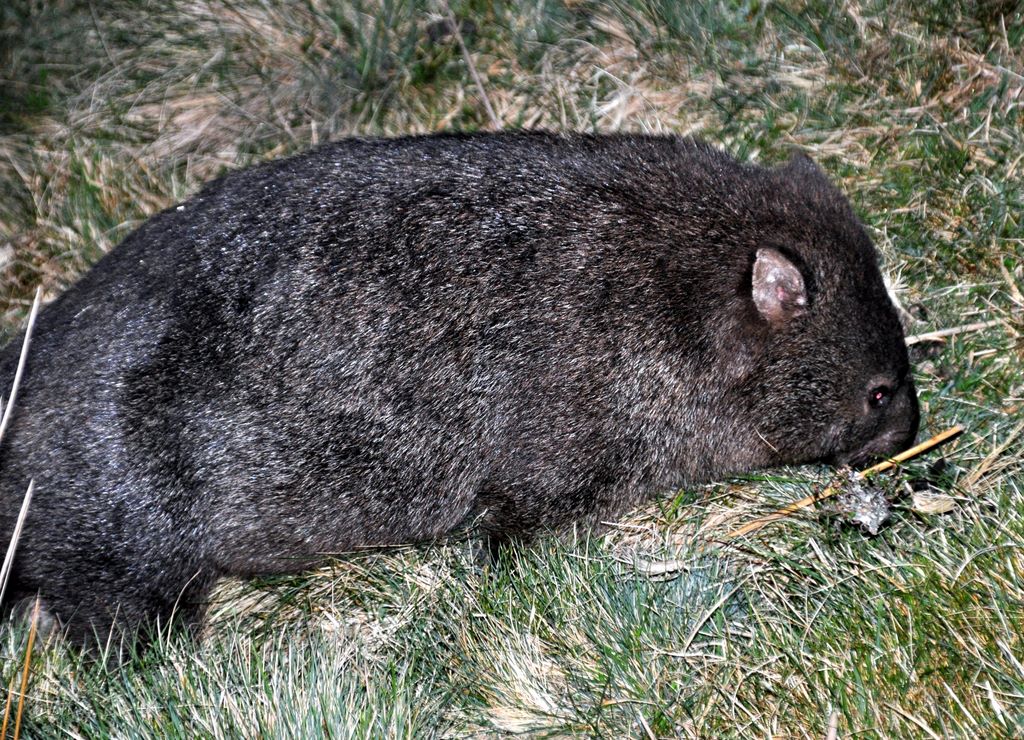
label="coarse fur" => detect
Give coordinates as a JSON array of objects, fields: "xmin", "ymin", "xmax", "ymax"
[{"xmin": 0, "ymin": 132, "xmax": 918, "ymax": 645}]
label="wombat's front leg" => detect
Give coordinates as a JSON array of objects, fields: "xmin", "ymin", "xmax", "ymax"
[{"xmin": 472, "ymin": 455, "xmax": 642, "ymax": 561}]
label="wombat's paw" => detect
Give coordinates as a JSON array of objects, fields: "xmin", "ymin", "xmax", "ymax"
[
  {"xmin": 469, "ymin": 535, "xmax": 502, "ymax": 572},
  {"xmin": 10, "ymin": 596, "xmax": 61, "ymax": 642},
  {"xmin": 470, "ymin": 533, "xmax": 525, "ymax": 577}
]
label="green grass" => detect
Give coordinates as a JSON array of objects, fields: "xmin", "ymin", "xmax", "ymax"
[{"xmin": 2, "ymin": 0, "xmax": 1023, "ymax": 736}]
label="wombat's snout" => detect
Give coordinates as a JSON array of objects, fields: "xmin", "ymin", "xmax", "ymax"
[{"xmin": 836, "ymin": 379, "xmax": 920, "ymax": 468}]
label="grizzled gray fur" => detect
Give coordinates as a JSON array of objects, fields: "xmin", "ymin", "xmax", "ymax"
[{"xmin": 0, "ymin": 132, "xmax": 918, "ymax": 644}]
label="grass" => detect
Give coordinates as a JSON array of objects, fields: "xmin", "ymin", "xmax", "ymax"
[{"xmin": 1, "ymin": 0, "xmax": 1023, "ymax": 736}]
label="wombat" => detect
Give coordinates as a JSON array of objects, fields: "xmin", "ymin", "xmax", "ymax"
[{"xmin": 0, "ymin": 132, "xmax": 919, "ymax": 645}]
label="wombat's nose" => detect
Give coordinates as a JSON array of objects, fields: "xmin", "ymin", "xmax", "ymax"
[
  {"xmin": 892, "ymin": 379, "xmax": 921, "ymax": 450},
  {"xmin": 903, "ymin": 383, "xmax": 921, "ymax": 447}
]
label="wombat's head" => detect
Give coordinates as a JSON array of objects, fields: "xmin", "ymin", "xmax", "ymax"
[{"xmin": 724, "ymin": 154, "xmax": 919, "ymax": 469}]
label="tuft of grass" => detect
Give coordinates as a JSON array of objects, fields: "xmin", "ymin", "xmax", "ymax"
[{"xmin": 1, "ymin": 0, "xmax": 1023, "ymax": 736}]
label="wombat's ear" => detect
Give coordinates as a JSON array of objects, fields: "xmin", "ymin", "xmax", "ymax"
[{"xmin": 752, "ymin": 248, "xmax": 807, "ymax": 327}]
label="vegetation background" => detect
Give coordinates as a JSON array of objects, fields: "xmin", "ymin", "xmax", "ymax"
[{"xmin": 0, "ymin": 0, "xmax": 1022, "ymax": 736}]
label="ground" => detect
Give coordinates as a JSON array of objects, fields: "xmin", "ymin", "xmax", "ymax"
[{"xmin": 0, "ymin": 1, "xmax": 1022, "ymax": 736}]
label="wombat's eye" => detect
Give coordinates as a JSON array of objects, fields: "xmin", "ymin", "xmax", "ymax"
[{"xmin": 868, "ymin": 386, "xmax": 891, "ymax": 409}]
